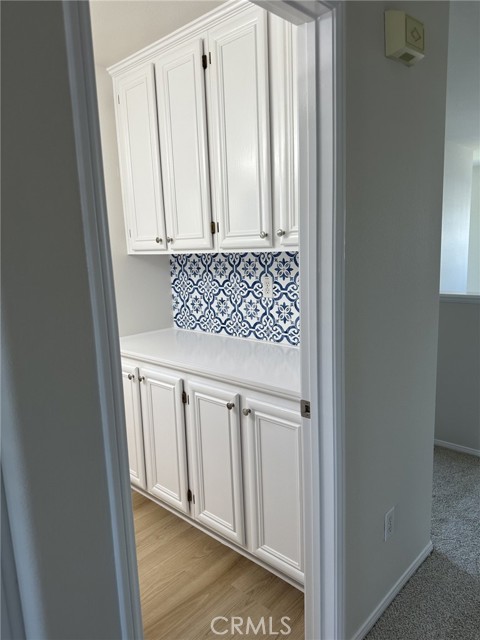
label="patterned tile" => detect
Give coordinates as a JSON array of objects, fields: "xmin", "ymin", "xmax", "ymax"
[{"xmin": 170, "ymin": 252, "xmax": 300, "ymax": 346}]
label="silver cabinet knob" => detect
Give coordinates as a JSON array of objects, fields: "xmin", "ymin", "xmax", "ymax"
[
  {"xmin": 226, "ymin": 402, "xmax": 235, "ymax": 410},
  {"xmin": 155, "ymin": 237, "xmax": 163, "ymax": 244},
  {"xmin": 242, "ymin": 408, "xmax": 251, "ymax": 416},
  {"xmin": 259, "ymin": 231, "xmax": 268, "ymax": 239},
  {"xmin": 138, "ymin": 376, "xmax": 145, "ymax": 383},
  {"xmin": 127, "ymin": 373, "xmax": 135, "ymax": 381},
  {"xmin": 167, "ymin": 237, "xmax": 173, "ymax": 244},
  {"xmin": 276, "ymin": 229, "xmax": 286, "ymax": 237}
]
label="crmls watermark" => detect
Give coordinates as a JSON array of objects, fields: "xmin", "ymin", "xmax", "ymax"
[{"xmin": 210, "ymin": 616, "xmax": 292, "ymax": 636}]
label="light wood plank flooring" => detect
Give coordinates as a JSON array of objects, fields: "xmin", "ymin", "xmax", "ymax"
[{"xmin": 132, "ymin": 491, "xmax": 304, "ymax": 640}]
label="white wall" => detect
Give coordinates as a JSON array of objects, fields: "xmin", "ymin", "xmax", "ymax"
[
  {"xmin": 442, "ymin": 1, "xmax": 480, "ymax": 151},
  {"xmin": 467, "ymin": 166, "xmax": 480, "ymax": 294},
  {"xmin": 344, "ymin": 2, "xmax": 449, "ymax": 637},
  {"xmin": 435, "ymin": 299, "xmax": 480, "ymax": 453},
  {"xmin": 440, "ymin": 142, "xmax": 474, "ymax": 293},
  {"xmin": 440, "ymin": 0, "xmax": 480, "ymax": 295},
  {"xmin": 2, "ymin": 2, "xmax": 127, "ymax": 636}
]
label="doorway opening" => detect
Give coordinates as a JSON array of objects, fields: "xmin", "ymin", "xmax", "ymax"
[{"xmin": 63, "ymin": 0, "xmax": 344, "ymax": 638}]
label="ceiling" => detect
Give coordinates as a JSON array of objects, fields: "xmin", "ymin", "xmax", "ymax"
[{"xmin": 90, "ymin": 0, "xmax": 224, "ymax": 68}]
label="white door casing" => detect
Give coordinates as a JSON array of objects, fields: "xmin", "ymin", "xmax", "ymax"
[
  {"xmin": 115, "ymin": 65, "xmax": 166, "ymax": 253},
  {"xmin": 140, "ymin": 366, "xmax": 189, "ymax": 513},
  {"xmin": 60, "ymin": 2, "xmax": 345, "ymax": 640},
  {"xmin": 187, "ymin": 380, "xmax": 245, "ymax": 545},
  {"xmin": 155, "ymin": 38, "xmax": 213, "ymax": 251},
  {"xmin": 206, "ymin": 5, "xmax": 272, "ymax": 250}
]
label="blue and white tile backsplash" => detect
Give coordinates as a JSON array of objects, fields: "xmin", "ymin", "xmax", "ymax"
[{"xmin": 171, "ymin": 252, "xmax": 300, "ymax": 346}]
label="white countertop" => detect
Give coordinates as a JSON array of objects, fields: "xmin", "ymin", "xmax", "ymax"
[{"xmin": 120, "ymin": 328, "xmax": 300, "ymax": 399}]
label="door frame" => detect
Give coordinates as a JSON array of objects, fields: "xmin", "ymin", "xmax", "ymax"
[
  {"xmin": 274, "ymin": 4, "xmax": 345, "ymax": 639},
  {"xmin": 61, "ymin": 1, "xmax": 345, "ymax": 639}
]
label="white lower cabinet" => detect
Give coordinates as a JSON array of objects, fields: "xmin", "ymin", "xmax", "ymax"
[
  {"xmin": 242, "ymin": 396, "xmax": 304, "ymax": 583},
  {"xmin": 121, "ymin": 363, "xmax": 146, "ymax": 489},
  {"xmin": 139, "ymin": 366, "xmax": 190, "ymax": 514},
  {"xmin": 121, "ymin": 358, "xmax": 303, "ymax": 585},
  {"xmin": 187, "ymin": 380, "xmax": 245, "ymax": 545}
]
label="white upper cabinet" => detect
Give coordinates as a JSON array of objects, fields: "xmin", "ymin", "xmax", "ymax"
[
  {"xmin": 269, "ymin": 15, "xmax": 299, "ymax": 248},
  {"xmin": 206, "ymin": 6, "xmax": 272, "ymax": 250},
  {"xmin": 109, "ymin": 2, "xmax": 299, "ymax": 254},
  {"xmin": 155, "ymin": 38, "xmax": 213, "ymax": 251},
  {"xmin": 114, "ymin": 65, "xmax": 167, "ymax": 253}
]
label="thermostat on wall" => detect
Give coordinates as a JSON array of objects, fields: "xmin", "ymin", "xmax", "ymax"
[{"xmin": 385, "ymin": 10, "xmax": 425, "ymax": 66}]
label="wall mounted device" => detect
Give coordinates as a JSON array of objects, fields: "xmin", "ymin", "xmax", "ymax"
[{"xmin": 385, "ymin": 10, "xmax": 425, "ymax": 66}]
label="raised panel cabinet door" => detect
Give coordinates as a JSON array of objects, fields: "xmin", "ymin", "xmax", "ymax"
[
  {"xmin": 207, "ymin": 6, "xmax": 272, "ymax": 250},
  {"xmin": 187, "ymin": 381, "xmax": 245, "ymax": 545},
  {"xmin": 155, "ymin": 39, "xmax": 213, "ymax": 251},
  {"xmin": 122, "ymin": 363, "xmax": 146, "ymax": 489},
  {"xmin": 115, "ymin": 65, "xmax": 167, "ymax": 253},
  {"xmin": 269, "ymin": 14, "xmax": 299, "ymax": 248},
  {"xmin": 140, "ymin": 366, "xmax": 189, "ymax": 513},
  {"xmin": 243, "ymin": 397, "xmax": 304, "ymax": 583}
]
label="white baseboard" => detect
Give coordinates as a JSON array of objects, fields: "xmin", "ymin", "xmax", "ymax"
[
  {"xmin": 434, "ymin": 439, "xmax": 480, "ymax": 458},
  {"xmin": 351, "ymin": 541, "xmax": 433, "ymax": 640}
]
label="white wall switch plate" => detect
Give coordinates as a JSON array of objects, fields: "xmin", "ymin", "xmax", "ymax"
[{"xmin": 262, "ymin": 275, "xmax": 273, "ymax": 298}]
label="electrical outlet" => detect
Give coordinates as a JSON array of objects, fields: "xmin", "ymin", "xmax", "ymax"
[
  {"xmin": 262, "ymin": 275, "xmax": 273, "ymax": 299},
  {"xmin": 384, "ymin": 506, "xmax": 395, "ymax": 541}
]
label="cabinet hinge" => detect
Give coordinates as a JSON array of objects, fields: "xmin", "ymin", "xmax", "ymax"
[
  {"xmin": 187, "ymin": 489, "xmax": 195, "ymax": 504},
  {"xmin": 300, "ymin": 399, "xmax": 311, "ymax": 419},
  {"xmin": 210, "ymin": 221, "xmax": 216, "ymax": 235},
  {"xmin": 202, "ymin": 54, "xmax": 208, "ymax": 70},
  {"xmin": 117, "ymin": 94, "xmax": 120, "ymax": 104},
  {"xmin": 182, "ymin": 391, "xmax": 189, "ymax": 404}
]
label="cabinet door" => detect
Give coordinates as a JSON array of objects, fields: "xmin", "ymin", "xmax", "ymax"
[
  {"xmin": 243, "ymin": 396, "xmax": 303, "ymax": 583},
  {"xmin": 121, "ymin": 363, "xmax": 146, "ymax": 489},
  {"xmin": 155, "ymin": 39, "xmax": 213, "ymax": 251},
  {"xmin": 207, "ymin": 6, "xmax": 272, "ymax": 250},
  {"xmin": 115, "ymin": 65, "xmax": 167, "ymax": 253},
  {"xmin": 269, "ymin": 15, "xmax": 299, "ymax": 248},
  {"xmin": 140, "ymin": 366, "xmax": 189, "ymax": 514},
  {"xmin": 187, "ymin": 381, "xmax": 245, "ymax": 545}
]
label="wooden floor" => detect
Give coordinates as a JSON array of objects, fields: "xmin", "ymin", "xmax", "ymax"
[{"xmin": 132, "ymin": 491, "xmax": 304, "ymax": 639}]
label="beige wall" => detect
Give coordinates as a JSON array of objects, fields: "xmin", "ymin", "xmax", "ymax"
[
  {"xmin": 95, "ymin": 64, "xmax": 172, "ymax": 337},
  {"xmin": 90, "ymin": 0, "xmax": 223, "ymax": 68},
  {"xmin": 344, "ymin": 2, "xmax": 449, "ymax": 637},
  {"xmin": 91, "ymin": 1, "xmax": 222, "ymax": 337}
]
